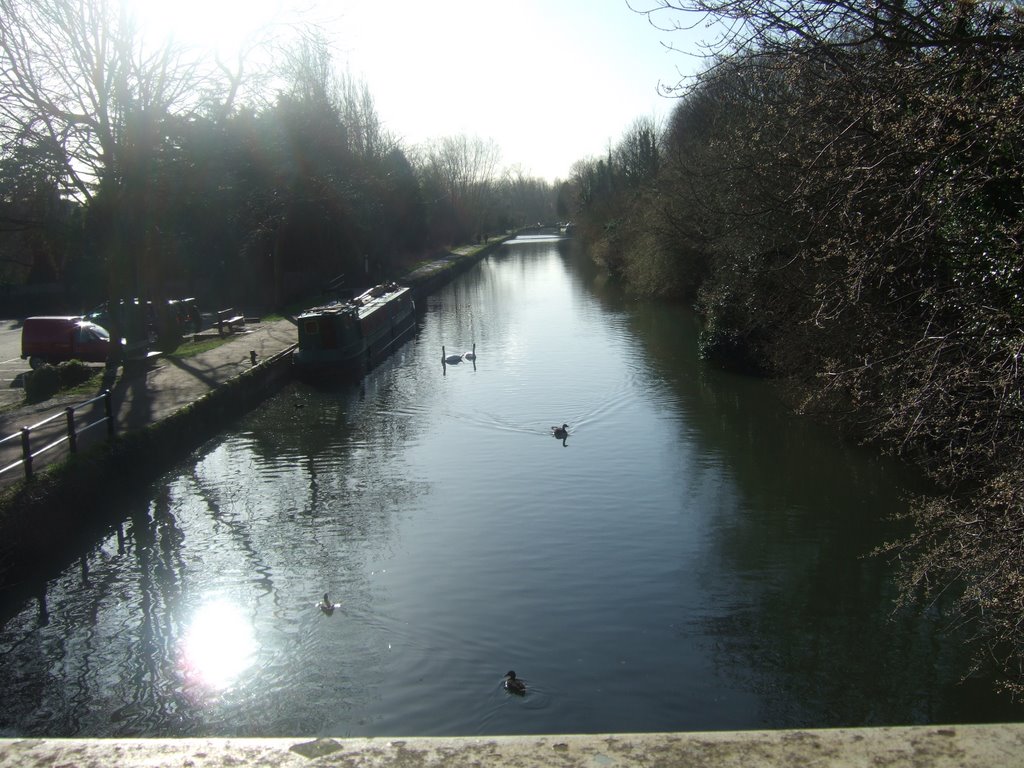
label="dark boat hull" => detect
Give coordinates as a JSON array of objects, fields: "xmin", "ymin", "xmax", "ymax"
[{"xmin": 293, "ymin": 283, "xmax": 415, "ymax": 380}]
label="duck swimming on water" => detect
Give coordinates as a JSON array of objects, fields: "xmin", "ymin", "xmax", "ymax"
[
  {"xmin": 503, "ymin": 670, "xmax": 526, "ymax": 695},
  {"xmin": 551, "ymin": 424, "xmax": 569, "ymax": 440},
  {"xmin": 320, "ymin": 593, "xmax": 335, "ymax": 615},
  {"xmin": 463, "ymin": 344, "xmax": 476, "ymax": 361},
  {"xmin": 442, "ymin": 346, "xmax": 462, "ymax": 365}
]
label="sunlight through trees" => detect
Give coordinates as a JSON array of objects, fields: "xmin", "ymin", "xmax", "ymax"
[{"xmin": 0, "ymin": 0, "xmax": 559, "ymax": 309}]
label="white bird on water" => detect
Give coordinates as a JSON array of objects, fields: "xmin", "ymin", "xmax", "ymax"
[{"xmin": 463, "ymin": 344, "xmax": 476, "ymax": 361}]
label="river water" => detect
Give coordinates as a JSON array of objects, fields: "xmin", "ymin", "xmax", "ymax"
[{"xmin": 1, "ymin": 237, "xmax": 1022, "ymax": 737}]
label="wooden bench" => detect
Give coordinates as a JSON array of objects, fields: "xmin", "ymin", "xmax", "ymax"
[{"xmin": 216, "ymin": 308, "xmax": 245, "ymax": 336}]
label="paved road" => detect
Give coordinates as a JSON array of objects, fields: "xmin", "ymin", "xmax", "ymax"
[{"xmin": 0, "ymin": 320, "xmax": 29, "ymax": 410}]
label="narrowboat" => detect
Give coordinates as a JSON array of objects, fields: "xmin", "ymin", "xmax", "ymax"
[{"xmin": 293, "ymin": 282, "xmax": 416, "ymax": 378}]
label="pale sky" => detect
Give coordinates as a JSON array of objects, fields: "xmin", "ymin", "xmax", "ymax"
[{"xmin": 132, "ymin": 0, "xmax": 709, "ymax": 182}]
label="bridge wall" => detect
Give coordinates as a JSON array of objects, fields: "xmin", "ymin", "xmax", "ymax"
[{"xmin": 2, "ymin": 725, "xmax": 1023, "ymax": 768}]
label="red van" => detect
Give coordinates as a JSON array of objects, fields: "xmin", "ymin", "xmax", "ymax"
[{"xmin": 20, "ymin": 316, "xmax": 111, "ymax": 369}]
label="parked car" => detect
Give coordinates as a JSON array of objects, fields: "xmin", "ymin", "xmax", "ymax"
[
  {"xmin": 21, "ymin": 316, "xmax": 111, "ymax": 369},
  {"xmin": 85, "ymin": 296, "xmax": 200, "ymax": 353},
  {"xmin": 84, "ymin": 299, "xmax": 153, "ymax": 346}
]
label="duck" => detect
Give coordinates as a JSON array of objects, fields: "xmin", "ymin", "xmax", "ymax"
[
  {"xmin": 320, "ymin": 593, "xmax": 335, "ymax": 614},
  {"xmin": 551, "ymin": 424, "xmax": 569, "ymax": 440},
  {"xmin": 463, "ymin": 344, "xmax": 476, "ymax": 361},
  {"xmin": 442, "ymin": 346, "xmax": 462, "ymax": 365},
  {"xmin": 502, "ymin": 670, "xmax": 526, "ymax": 695}
]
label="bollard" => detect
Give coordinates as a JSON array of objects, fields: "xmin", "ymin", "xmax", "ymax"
[
  {"xmin": 103, "ymin": 389, "xmax": 115, "ymax": 437},
  {"xmin": 66, "ymin": 406, "xmax": 77, "ymax": 454},
  {"xmin": 21, "ymin": 426, "xmax": 32, "ymax": 480}
]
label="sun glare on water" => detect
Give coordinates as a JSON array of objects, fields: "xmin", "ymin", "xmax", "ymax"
[{"xmin": 178, "ymin": 599, "xmax": 258, "ymax": 693}]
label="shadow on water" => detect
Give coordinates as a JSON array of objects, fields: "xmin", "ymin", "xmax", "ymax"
[{"xmin": 578, "ymin": 260, "xmax": 1017, "ymax": 726}]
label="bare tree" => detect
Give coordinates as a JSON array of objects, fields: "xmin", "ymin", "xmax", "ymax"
[
  {"xmin": 279, "ymin": 30, "xmax": 336, "ymax": 108},
  {"xmin": 423, "ymin": 134, "xmax": 501, "ymax": 239},
  {"xmin": 337, "ymin": 72, "xmax": 398, "ymax": 161},
  {"xmin": 632, "ymin": 0, "xmax": 1022, "ymax": 93},
  {"xmin": 497, "ymin": 167, "xmax": 556, "ymax": 228},
  {"xmin": 614, "ymin": 116, "xmax": 661, "ymax": 188},
  {"xmin": 0, "ymin": 0, "xmax": 203, "ymax": 201}
]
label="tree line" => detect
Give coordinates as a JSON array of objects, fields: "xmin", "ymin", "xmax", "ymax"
[
  {"xmin": 568, "ymin": 0, "xmax": 1024, "ymax": 692},
  {"xmin": 0, "ymin": 0, "xmax": 562, "ymax": 313}
]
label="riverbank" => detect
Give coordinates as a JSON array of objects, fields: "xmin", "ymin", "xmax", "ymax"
[
  {"xmin": 3, "ymin": 724, "xmax": 1023, "ymax": 767},
  {"xmin": 0, "ymin": 237, "xmax": 508, "ymax": 593},
  {"xmin": 401, "ymin": 238, "xmax": 510, "ymax": 300}
]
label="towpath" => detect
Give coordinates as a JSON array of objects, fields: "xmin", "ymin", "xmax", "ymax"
[{"xmin": 0, "ymin": 317, "xmax": 298, "ymax": 488}]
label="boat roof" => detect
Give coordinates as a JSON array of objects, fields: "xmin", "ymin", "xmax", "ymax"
[{"xmin": 298, "ymin": 283, "xmax": 410, "ymax": 320}]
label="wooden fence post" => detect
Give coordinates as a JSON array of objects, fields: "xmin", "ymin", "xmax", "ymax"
[
  {"xmin": 66, "ymin": 407, "xmax": 77, "ymax": 454},
  {"xmin": 104, "ymin": 390, "xmax": 115, "ymax": 437},
  {"xmin": 21, "ymin": 426, "xmax": 32, "ymax": 481}
]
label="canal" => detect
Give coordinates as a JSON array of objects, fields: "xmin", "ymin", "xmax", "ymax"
[{"xmin": 1, "ymin": 236, "xmax": 1022, "ymax": 737}]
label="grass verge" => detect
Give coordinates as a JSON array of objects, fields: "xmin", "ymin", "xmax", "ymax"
[{"xmin": 167, "ymin": 336, "xmax": 232, "ymax": 358}]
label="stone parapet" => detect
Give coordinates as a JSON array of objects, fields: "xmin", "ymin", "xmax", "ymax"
[{"xmin": 2, "ymin": 725, "xmax": 1023, "ymax": 768}]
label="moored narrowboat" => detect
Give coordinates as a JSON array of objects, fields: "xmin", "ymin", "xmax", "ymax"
[{"xmin": 293, "ymin": 282, "xmax": 415, "ymax": 378}]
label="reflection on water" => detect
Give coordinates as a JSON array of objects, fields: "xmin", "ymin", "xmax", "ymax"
[
  {"xmin": 1, "ymin": 238, "xmax": 1022, "ymax": 737},
  {"xmin": 179, "ymin": 600, "xmax": 257, "ymax": 694}
]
